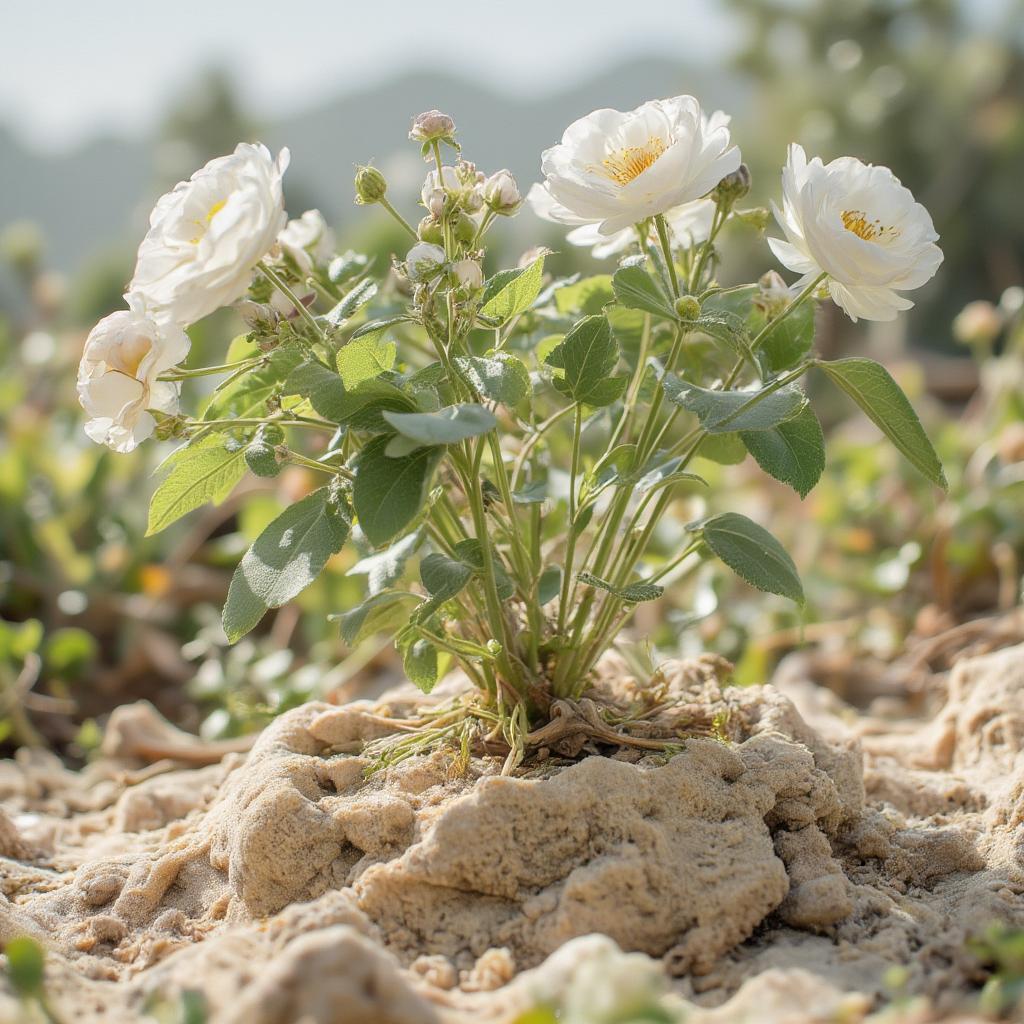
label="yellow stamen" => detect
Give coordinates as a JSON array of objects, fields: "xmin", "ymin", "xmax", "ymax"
[
  {"xmin": 189, "ymin": 199, "xmax": 228, "ymax": 243},
  {"xmin": 841, "ymin": 209, "xmax": 899, "ymax": 243},
  {"xmin": 594, "ymin": 137, "xmax": 667, "ymax": 186}
]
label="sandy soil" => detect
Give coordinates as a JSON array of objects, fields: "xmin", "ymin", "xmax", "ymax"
[{"xmin": 1, "ymin": 628, "xmax": 1023, "ymax": 1023}]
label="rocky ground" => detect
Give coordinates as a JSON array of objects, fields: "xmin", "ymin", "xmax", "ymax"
[{"xmin": 1, "ymin": 618, "xmax": 1023, "ymax": 1023}]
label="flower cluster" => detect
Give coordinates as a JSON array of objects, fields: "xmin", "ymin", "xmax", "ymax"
[{"xmin": 78, "ymin": 96, "xmax": 946, "ymax": 747}]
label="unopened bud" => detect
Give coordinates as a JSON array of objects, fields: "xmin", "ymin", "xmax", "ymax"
[
  {"xmin": 483, "ymin": 169, "xmax": 522, "ymax": 215},
  {"xmin": 713, "ymin": 164, "xmax": 751, "ymax": 205},
  {"xmin": 409, "ymin": 110, "xmax": 456, "ymax": 144},
  {"xmin": 451, "ymin": 259, "xmax": 484, "ymax": 291},
  {"xmin": 405, "ymin": 242, "xmax": 447, "ymax": 282},
  {"xmin": 674, "ymin": 295, "xmax": 702, "ymax": 320},
  {"xmin": 417, "ymin": 216, "xmax": 444, "ymax": 245},
  {"xmin": 354, "ymin": 165, "xmax": 388, "ymax": 205},
  {"xmin": 735, "ymin": 206, "xmax": 770, "ymax": 233},
  {"xmin": 953, "ymin": 300, "xmax": 1003, "ymax": 348},
  {"xmin": 452, "ymin": 211, "xmax": 478, "ymax": 245}
]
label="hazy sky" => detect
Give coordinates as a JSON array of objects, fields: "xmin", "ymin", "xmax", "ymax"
[{"xmin": 4, "ymin": 0, "xmax": 734, "ymax": 152}]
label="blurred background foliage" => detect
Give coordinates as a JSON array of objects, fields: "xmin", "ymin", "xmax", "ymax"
[{"xmin": 0, "ymin": 0, "xmax": 1022, "ymax": 755}]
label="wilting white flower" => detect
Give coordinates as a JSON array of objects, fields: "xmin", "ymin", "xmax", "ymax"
[
  {"xmin": 405, "ymin": 242, "xmax": 446, "ymax": 282},
  {"xmin": 768, "ymin": 144, "xmax": 943, "ymax": 322},
  {"xmin": 451, "ymin": 259, "xmax": 483, "ymax": 290},
  {"xmin": 129, "ymin": 143, "xmax": 289, "ymax": 326},
  {"xmin": 409, "ymin": 109, "xmax": 456, "ymax": 144},
  {"xmin": 483, "ymin": 169, "xmax": 522, "ymax": 215},
  {"xmin": 277, "ymin": 209, "xmax": 335, "ymax": 272},
  {"xmin": 529, "ymin": 97, "xmax": 739, "ymax": 236},
  {"xmin": 77, "ymin": 299, "xmax": 190, "ymax": 453},
  {"xmin": 531, "ymin": 184, "xmax": 715, "ymax": 259}
]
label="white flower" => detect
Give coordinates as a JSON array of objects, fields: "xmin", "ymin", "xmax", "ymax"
[
  {"xmin": 129, "ymin": 143, "xmax": 290, "ymax": 326},
  {"xmin": 768, "ymin": 144, "xmax": 943, "ymax": 322},
  {"xmin": 409, "ymin": 110, "xmax": 456, "ymax": 144},
  {"xmin": 452, "ymin": 259, "xmax": 483, "ymax": 290},
  {"xmin": 277, "ymin": 209, "xmax": 335, "ymax": 272},
  {"xmin": 77, "ymin": 299, "xmax": 190, "ymax": 453},
  {"xmin": 483, "ymin": 169, "xmax": 522, "ymax": 215},
  {"xmin": 405, "ymin": 242, "xmax": 446, "ymax": 282},
  {"xmin": 531, "ymin": 185, "xmax": 716, "ymax": 259},
  {"xmin": 529, "ymin": 97, "xmax": 739, "ymax": 236}
]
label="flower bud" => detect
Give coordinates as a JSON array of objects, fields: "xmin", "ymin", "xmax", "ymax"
[
  {"xmin": 712, "ymin": 163, "xmax": 751, "ymax": 205},
  {"xmin": 953, "ymin": 300, "xmax": 1003, "ymax": 348},
  {"xmin": 674, "ymin": 295, "xmax": 702, "ymax": 320},
  {"xmin": 405, "ymin": 242, "xmax": 447, "ymax": 282},
  {"xmin": 417, "ymin": 216, "xmax": 445, "ymax": 245},
  {"xmin": 409, "ymin": 110, "xmax": 456, "ymax": 144},
  {"xmin": 734, "ymin": 206, "xmax": 770, "ymax": 234},
  {"xmin": 354, "ymin": 165, "xmax": 388, "ymax": 205},
  {"xmin": 451, "ymin": 259, "xmax": 484, "ymax": 291},
  {"xmin": 452, "ymin": 211, "xmax": 478, "ymax": 245},
  {"xmin": 483, "ymin": 169, "xmax": 522, "ymax": 215}
]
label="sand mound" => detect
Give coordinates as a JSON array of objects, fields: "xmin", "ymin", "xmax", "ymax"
[{"xmin": 1, "ymin": 642, "xmax": 1023, "ymax": 1022}]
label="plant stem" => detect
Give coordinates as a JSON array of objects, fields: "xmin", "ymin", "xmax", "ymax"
[
  {"xmin": 159, "ymin": 356, "xmax": 262, "ymax": 381},
  {"xmin": 256, "ymin": 262, "xmax": 325, "ymax": 342},
  {"xmin": 556, "ymin": 404, "xmax": 584, "ymax": 639},
  {"xmin": 379, "ymin": 197, "xmax": 419, "ymax": 239}
]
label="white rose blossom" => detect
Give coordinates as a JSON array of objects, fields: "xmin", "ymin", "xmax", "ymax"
[
  {"xmin": 129, "ymin": 142, "xmax": 290, "ymax": 326},
  {"xmin": 528, "ymin": 97, "xmax": 740, "ymax": 236},
  {"xmin": 277, "ymin": 208, "xmax": 335, "ymax": 272},
  {"xmin": 769, "ymin": 144, "xmax": 943, "ymax": 322},
  {"xmin": 530, "ymin": 183, "xmax": 715, "ymax": 259},
  {"xmin": 77, "ymin": 298, "xmax": 190, "ymax": 453}
]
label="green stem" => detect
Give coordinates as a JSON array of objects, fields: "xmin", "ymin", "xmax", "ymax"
[
  {"xmin": 379, "ymin": 197, "xmax": 419, "ymax": 239},
  {"xmin": 257, "ymin": 262, "xmax": 325, "ymax": 342},
  {"xmin": 158, "ymin": 356, "xmax": 261, "ymax": 381},
  {"xmin": 192, "ymin": 417, "xmax": 336, "ymax": 432},
  {"xmin": 557, "ymin": 404, "xmax": 584, "ymax": 638}
]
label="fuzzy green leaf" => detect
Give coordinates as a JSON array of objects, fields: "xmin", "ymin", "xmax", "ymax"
[
  {"xmin": 222, "ymin": 486, "xmax": 353, "ymax": 642},
  {"xmin": 336, "ymin": 334, "xmax": 396, "ymax": 389},
  {"xmin": 346, "ymin": 531, "xmax": 424, "ymax": 595},
  {"xmin": 699, "ymin": 512, "xmax": 803, "ymax": 603},
  {"xmin": 324, "ymin": 278, "xmax": 378, "ymax": 326},
  {"xmin": 383, "ymin": 404, "xmax": 496, "ymax": 447},
  {"xmin": 353, "ymin": 437, "xmax": 440, "ymax": 546},
  {"xmin": 283, "ymin": 360, "xmax": 347, "ymax": 422},
  {"xmin": 454, "ymin": 353, "xmax": 531, "ymax": 405},
  {"xmin": 612, "ymin": 264, "xmax": 678, "ymax": 320},
  {"xmin": 335, "ymin": 379, "xmax": 418, "ymax": 433},
  {"xmin": 741, "ymin": 405, "xmax": 825, "ymax": 498},
  {"xmin": 401, "ymin": 636, "xmax": 439, "ymax": 693},
  {"xmin": 816, "ymin": 357, "xmax": 947, "ymax": 488},
  {"xmin": 244, "ymin": 424, "xmax": 285, "ymax": 478},
  {"xmin": 546, "ymin": 314, "xmax": 624, "ymax": 407},
  {"xmin": 335, "ymin": 590, "xmax": 420, "ymax": 646},
  {"xmin": 480, "ymin": 254, "xmax": 545, "ymax": 325},
  {"xmin": 576, "ymin": 571, "xmax": 664, "ymax": 603},
  {"xmin": 203, "ymin": 345, "xmax": 302, "ymax": 422},
  {"xmin": 751, "ymin": 300, "xmax": 815, "ymax": 374},
  {"xmin": 663, "ymin": 375, "xmax": 806, "ymax": 433},
  {"xmin": 147, "ymin": 436, "xmax": 248, "ymax": 536}
]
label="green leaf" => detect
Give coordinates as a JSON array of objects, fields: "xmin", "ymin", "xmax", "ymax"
[
  {"xmin": 203, "ymin": 345, "xmax": 302, "ymax": 422},
  {"xmin": 554, "ymin": 275, "xmax": 613, "ymax": 315},
  {"xmin": 663, "ymin": 375, "xmax": 807, "ymax": 433},
  {"xmin": 538, "ymin": 565, "xmax": 562, "ymax": 605},
  {"xmin": 697, "ymin": 433, "xmax": 747, "ymax": 465},
  {"xmin": 546, "ymin": 314, "xmax": 624, "ymax": 407},
  {"xmin": 147, "ymin": 436, "xmax": 248, "ymax": 536},
  {"xmin": 420, "ymin": 551, "xmax": 474, "ymax": 602},
  {"xmin": 226, "ymin": 332, "xmax": 259, "ymax": 363},
  {"xmin": 741, "ymin": 405, "xmax": 825, "ymax": 498},
  {"xmin": 328, "ymin": 251, "xmax": 370, "ymax": 284},
  {"xmin": 683, "ymin": 311, "xmax": 754, "ymax": 363},
  {"xmin": 336, "ymin": 334, "xmax": 396, "ymax": 389},
  {"xmin": 454, "ymin": 353, "xmax": 530, "ymax": 405},
  {"xmin": 347, "ymin": 531, "xmax": 423, "ymax": 594},
  {"xmin": 751, "ymin": 300, "xmax": 815, "ymax": 374},
  {"xmin": 335, "ymin": 590, "xmax": 420, "ymax": 645},
  {"xmin": 244, "ymin": 424, "xmax": 285, "ymax": 478},
  {"xmin": 401, "ymin": 636, "xmax": 439, "ymax": 693},
  {"xmin": 480, "ymin": 254, "xmax": 545, "ymax": 324},
  {"xmin": 324, "ymin": 278, "xmax": 378, "ymax": 326},
  {"xmin": 353, "ymin": 437, "xmax": 440, "ymax": 546},
  {"xmin": 5, "ymin": 936, "xmax": 45, "ymax": 997},
  {"xmin": 816, "ymin": 357, "xmax": 947, "ymax": 488},
  {"xmin": 699, "ymin": 512, "xmax": 803, "ymax": 603},
  {"xmin": 576, "ymin": 571, "xmax": 664, "ymax": 603},
  {"xmin": 336, "ymin": 379, "xmax": 417, "ymax": 433},
  {"xmin": 282, "ymin": 360, "xmax": 347, "ymax": 422},
  {"xmin": 451, "ymin": 538, "xmax": 514, "ymax": 600},
  {"xmin": 634, "ymin": 456, "xmax": 708, "ymax": 495},
  {"xmin": 222, "ymin": 486, "xmax": 353, "ymax": 642},
  {"xmin": 612, "ymin": 264, "xmax": 678, "ymax": 320},
  {"xmin": 383, "ymin": 404, "xmax": 496, "ymax": 447}
]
